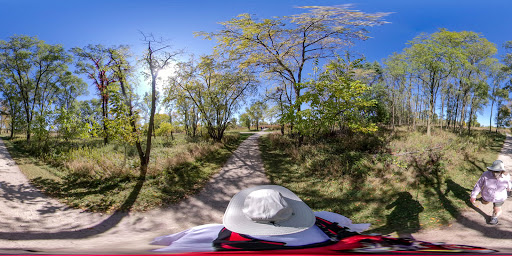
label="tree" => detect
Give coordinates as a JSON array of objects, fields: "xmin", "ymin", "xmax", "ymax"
[
  {"xmin": 139, "ymin": 33, "xmax": 181, "ymax": 175},
  {"xmin": 172, "ymin": 55, "xmax": 257, "ymax": 141},
  {"xmin": 176, "ymin": 94, "xmax": 200, "ymax": 137},
  {"xmin": 502, "ymin": 41, "xmax": 512, "ymax": 79},
  {"xmin": 156, "ymin": 122, "xmax": 173, "ymax": 142},
  {"xmin": 248, "ymin": 101, "xmax": 267, "ymax": 131},
  {"xmin": 199, "ymin": 5, "xmax": 389, "ymax": 140},
  {"xmin": 383, "ymin": 52, "xmax": 408, "ymax": 130},
  {"xmin": 290, "ymin": 57, "xmax": 377, "ymax": 138},
  {"xmin": 0, "ymin": 35, "xmax": 77, "ymax": 142},
  {"xmin": 451, "ymin": 31, "xmax": 496, "ymax": 134},
  {"xmin": 404, "ymin": 29, "xmax": 459, "ymax": 136},
  {"xmin": 239, "ymin": 113, "xmax": 251, "ymax": 130},
  {"xmin": 0, "ymin": 77, "xmax": 22, "ymax": 138},
  {"xmin": 154, "ymin": 113, "xmax": 169, "ymax": 133},
  {"xmin": 266, "ymin": 85, "xmax": 291, "ymax": 135},
  {"xmin": 77, "ymin": 98, "xmax": 102, "ymax": 135},
  {"xmin": 496, "ymin": 104, "xmax": 512, "ymax": 130},
  {"xmin": 54, "ymin": 71, "xmax": 88, "ymax": 140},
  {"xmin": 72, "ymin": 44, "xmax": 117, "ymax": 144}
]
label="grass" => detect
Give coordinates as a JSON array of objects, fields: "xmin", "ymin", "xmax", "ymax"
[
  {"xmin": 3, "ymin": 132, "xmax": 252, "ymax": 212},
  {"xmin": 259, "ymin": 127, "xmax": 505, "ymax": 236},
  {"xmin": 3, "ymin": 126, "xmax": 506, "ymax": 235}
]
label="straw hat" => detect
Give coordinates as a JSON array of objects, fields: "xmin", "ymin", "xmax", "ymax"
[
  {"xmin": 487, "ymin": 160, "xmax": 505, "ymax": 172},
  {"xmin": 223, "ymin": 185, "xmax": 316, "ymax": 236}
]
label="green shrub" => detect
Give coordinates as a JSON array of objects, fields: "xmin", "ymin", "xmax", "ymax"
[{"xmin": 260, "ymin": 128, "xmax": 505, "ymax": 234}]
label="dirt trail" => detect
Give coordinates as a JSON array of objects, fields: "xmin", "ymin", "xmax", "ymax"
[
  {"xmin": 1, "ymin": 132, "xmax": 512, "ymax": 254},
  {"xmin": 413, "ymin": 133, "xmax": 512, "ymax": 253},
  {"xmin": 0, "ymin": 132, "xmax": 268, "ymax": 254}
]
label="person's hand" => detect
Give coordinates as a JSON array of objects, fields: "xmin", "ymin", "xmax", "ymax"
[{"xmin": 470, "ymin": 197, "xmax": 476, "ymax": 204}]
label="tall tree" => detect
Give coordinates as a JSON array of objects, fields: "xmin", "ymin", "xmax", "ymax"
[
  {"xmin": 198, "ymin": 5, "xmax": 389, "ymax": 139},
  {"xmin": 248, "ymin": 101, "xmax": 267, "ymax": 131},
  {"xmin": 405, "ymin": 29, "xmax": 462, "ymax": 136},
  {"xmin": 0, "ymin": 35, "xmax": 75, "ymax": 142},
  {"xmin": 0, "ymin": 76, "xmax": 22, "ymax": 138},
  {"xmin": 139, "ymin": 34, "xmax": 181, "ymax": 175},
  {"xmin": 171, "ymin": 55, "xmax": 257, "ymax": 141},
  {"xmin": 452, "ymin": 31, "xmax": 496, "ymax": 134},
  {"xmin": 291, "ymin": 57, "xmax": 377, "ymax": 138},
  {"xmin": 239, "ymin": 112, "xmax": 251, "ymax": 130},
  {"xmin": 383, "ymin": 52, "xmax": 408, "ymax": 130},
  {"xmin": 72, "ymin": 44, "xmax": 117, "ymax": 144}
]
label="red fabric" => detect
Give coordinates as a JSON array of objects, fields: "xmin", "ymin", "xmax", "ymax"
[{"xmin": 229, "ymin": 232, "xmax": 252, "ymax": 242}]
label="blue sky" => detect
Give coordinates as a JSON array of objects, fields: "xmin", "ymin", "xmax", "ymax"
[{"xmin": 1, "ymin": 0, "xmax": 511, "ymax": 126}]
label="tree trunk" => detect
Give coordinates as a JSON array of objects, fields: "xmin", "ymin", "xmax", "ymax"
[
  {"xmin": 102, "ymin": 98, "xmax": 109, "ymax": 145},
  {"xmin": 391, "ymin": 90, "xmax": 396, "ymax": 131},
  {"xmin": 459, "ymin": 94, "xmax": 468, "ymax": 134},
  {"xmin": 427, "ymin": 83, "xmax": 435, "ymax": 137},
  {"xmin": 453, "ymin": 94, "xmax": 460, "ymax": 131},
  {"xmin": 440, "ymin": 94, "xmax": 445, "ymax": 130},
  {"xmin": 467, "ymin": 104, "xmax": 473, "ymax": 135},
  {"xmin": 170, "ymin": 113, "xmax": 174, "ymax": 140},
  {"xmin": 489, "ymin": 100, "xmax": 495, "ymax": 132},
  {"xmin": 9, "ymin": 122, "xmax": 14, "ymax": 139}
]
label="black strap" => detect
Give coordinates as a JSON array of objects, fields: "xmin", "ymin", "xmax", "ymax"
[{"xmin": 314, "ymin": 216, "xmax": 359, "ymax": 241}]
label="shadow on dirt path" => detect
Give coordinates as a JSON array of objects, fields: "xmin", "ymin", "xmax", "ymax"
[
  {"xmin": 413, "ymin": 133, "xmax": 512, "ymax": 253},
  {"xmin": 0, "ymin": 132, "xmax": 269, "ymax": 253}
]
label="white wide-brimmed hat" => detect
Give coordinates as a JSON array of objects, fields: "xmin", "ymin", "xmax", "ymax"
[
  {"xmin": 223, "ymin": 185, "xmax": 316, "ymax": 236},
  {"xmin": 487, "ymin": 160, "xmax": 505, "ymax": 172}
]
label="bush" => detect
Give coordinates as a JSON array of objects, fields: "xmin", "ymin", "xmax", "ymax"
[{"xmin": 260, "ymin": 128, "xmax": 505, "ymax": 232}]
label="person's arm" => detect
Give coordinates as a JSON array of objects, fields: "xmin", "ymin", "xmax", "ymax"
[
  {"xmin": 470, "ymin": 174, "xmax": 486, "ymax": 203},
  {"xmin": 506, "ymin": 174, "xmax": 512, "ymax": 197}
]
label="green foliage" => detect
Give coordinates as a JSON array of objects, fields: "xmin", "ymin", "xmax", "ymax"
[
  {"xmin": 260, "ymin": 128, "xmax": 504, "ymax": 233},
  {"xmin": 55, "ymin": 106, "xmax": 91, "ymax": 141},
  {"xmin": 393, "ymin": 29, "xmax": 497, "ymax": 135},
  {"xmin": 105, "ymin": 84, "xmax": 141, "ymax": 145},
  {"xmin": 170, "ymin": 55, "xmax": 257, "ymax": 142},
  {"xmin": 239, "ymin": 113, "xmax": 251, "ymax": 130},
  {"xmin": 156, "ymin": 122, "xmax": 173, "ymax": 140},
  {"xmin": 199, "ymin": 6, "xmax": 389, "ymax": 140},
  {"xmin": 247, "ymin": 101, "xmax": 267, "ymax": 130},
  {"xmin": 0, "ymin": 35, "xmax": 84, "ymax": 142},
  {"xmin": 286, "ymin": 57, "xmax": 378, "ymax": 137},
  {"xmin": 4, "ymin": 132, "xmax": 250, "ymax": 212},
  {"xmin": 496, "ymin": 104, "xmax": 511, "ymax": 128}
]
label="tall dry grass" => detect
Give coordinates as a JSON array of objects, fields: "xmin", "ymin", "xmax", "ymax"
[
  {"xmin": 4, "ymin": 132, "xmax": 245, "ymax": 212},
  {"xmin": 62, "ymin": 134, "xmax": 241, "ymax": 178}
]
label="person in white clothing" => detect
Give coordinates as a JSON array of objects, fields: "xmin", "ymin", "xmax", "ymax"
[
  {"xmin": 470, "ymin": 160, "xmax": 512, "ymax": 225},
  {"xmin": 150, "ymin": 185, "xmax": 370, "ymax": 253}
]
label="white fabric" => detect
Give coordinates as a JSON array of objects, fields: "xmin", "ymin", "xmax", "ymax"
[
  {"xmin": 471, "ymin": 171, "xmax": 511, "ymax": 202},
  {"xmin": 242, "ymin": 189, "xmax": 293, "ymax": 222},
  {"xmin": 150, "ymin": 224, "xmax": 223, "ymax": 253},
  {"xmin": 223, "ymin": 185, "xmax": 316, "ymax": 236},
  {"xmin": 150, "ymin": 211, "xmax": 371, "ymax": 253},
  {"xmin": 487, "ymin": 160, "xmax": 505, "ymax": 171}
]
